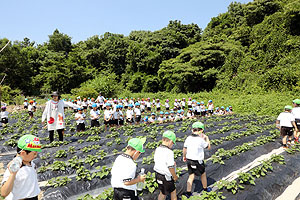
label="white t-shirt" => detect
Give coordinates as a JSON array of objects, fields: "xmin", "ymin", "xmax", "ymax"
[
  {"xmin": 149, "ymin": 117, "xmax": 156, "ymax": 123},
  {"xmin": 154, "ymin": 145, "xmax": 175, "ymax": 177},
  {"xmin": 104, "ymin": 109, "xmax": 112, "ymax": 120},
  {"xmin": 2, "ymin": 162, "xmax": 40, "ymax": 200},
  {"xmin": 156, "ymin": 102, "xmax": 161, "ymax": 108},
  {"xmin": 181, "ymin": 101, "xmax": 186, "ymax": 107},
  {"xmin": 277, "ymin": 112, "xmax": 295, "ymax": 127},
  {"xmin": 292, "ymin": 107, "xmax": 300, "ymax": 119},
  {"xmin": 1, "ymin": 111, "xmax": 9, "ymax": 119},
  {"xmin": 184, "ymin": 134, "xmax": 208, "ymax": 161},
  {"xmin": 134, "ymin": 108, "xmax": 141, "ymax": 116},
  {"xmin": 111, "ymin": 154, "xmax": 137, "ymax": 191},
  {"xmin": 119, "ymin": 110, "xmax": 124, "ymax": 120},
  {"xmin": 188, "ymin": 101, "xmax": 192, "ymax": 106},
  {"xmin": 174, "ymin": 102, "xmax": 178, "ymax": 107},
  {"xmin": 113, "ymin": 110, "xmax": 119, "ymax": 119},
  {"xmin": 208, "ymin": 103, "xmax": 214, "ymax": 110},
  {"xmin": 81, "ymin": 101, "xmax": 87, "ymax": 107},
  {"xmin": 90, "ymin": 110, "xmax": 100, "ymax": 120},
  {"xmin": 75, "ymin": 113, "xmax": 85, "ymax": 124},
  {"xmin": 23, "ymin": 102, "xmax": 28, "ymax": 106},
  {"xmin": 28, "ymin": 105, "xmax": 33, "ymax": 112},
  {"xmin": 146, "ymin": 102, "xmax": 151, "ymax": 108},
  {"xmin": 157, "ymin": 117, "xmax": 166, "ymax": 122},
  {"xmin": 126, "ymin": 109, "xmax": 134, "ymax": 119},
  {"xmin": 165, "ymin": 103, "xmax": 170, "ymax": 108}
]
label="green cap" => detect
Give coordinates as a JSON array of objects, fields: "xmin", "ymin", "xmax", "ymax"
[
  {"xmin": 192, "ymin": 122, "xmax": 205, "ymax": 130},
  {"xmin": 293, "ymin": 99, "xmax": 300, "ymax": 105},
  {"xmin": 163, "ymin": 130, "xmax": 176, "ymax": 144},
  {"xmin": 285, "ymin": 105, "xmax": 293, "ymax": 110},
  {"xmin": 128, "ymin": 138, "xmax": 146, "ymax": 153},
  {"xmin": 18, "ymin": 135, "xmax": 42, "ymax": 152}
]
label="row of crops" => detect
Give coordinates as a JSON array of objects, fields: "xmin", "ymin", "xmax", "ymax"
[{"xmin": 1, "ymin": 108, "xmax": 300, "ymax": 199}]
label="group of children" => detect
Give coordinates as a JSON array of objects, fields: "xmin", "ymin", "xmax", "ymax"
[
  {"xmin": 69, "ymin": 94, "xmax": 233, "ymax": 132},
  {"xmin": 1, "ymin": 121, "xmax": 211, "ymax": 200},
  {"xmin": 23, "ymin": 98, "xmax": 37, "ymax": 119},
  {"xmin": 276, "ymin": 99, "xmax": 300, "ymax": 148},
  {"xmin": 111, "ymin": 121, "xmax": 211, "ymax": 200}
]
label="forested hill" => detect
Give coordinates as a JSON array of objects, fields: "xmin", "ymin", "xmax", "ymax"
[{"xmin": 0, "ymin": 0, "xmax": 299, "ymax": 97}]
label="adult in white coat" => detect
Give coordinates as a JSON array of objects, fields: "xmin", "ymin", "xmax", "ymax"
[{"xmin": 42, "ymin": 91, "xmax": 73, "ymax": 143}]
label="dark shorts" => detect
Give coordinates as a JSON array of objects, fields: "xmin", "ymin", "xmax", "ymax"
[
  {"xmin": 118, "ymin": 119, "xmax": 124, "ymax": 125},
  {"xmin": 295, "ymin": 119, "xmax": 300, "ymax": 130},
  {"xmin": 104, "ymin": 119, "xmax": 111, "ymax": 125},
  {"xmin": 91, "ymin": 120, "xmax": 99, "ymax": 127},
  {"xmin": 28, "ymin": 111, "xmax": 33, "ymax": 117},
  {"xmin": 127, "ymin": 118, "xmax": 134, "ymax": 123},
  {"xmin": 83, "ymin": 106, "xmax": 87, "ymax": 110},
  {"xmin": 124, "ymin": 106, "xmax": 128, "ymax": 109},
  {"xmin": 1, "ymin": 118, "xmax": 8, "ymax": 124},
  {"xmin": 74, "ymin": 109, "xmax": 78, "ymax": 113},
  {"xmin": 112, "ymin": 119, "xmax": 119, "ymax": 125},
  {"xmin": 24, "ymin": 196, "xmax": 38, "ymax": 200},
  {"xmin": 147, "ymin": 107, "xmax": 151, "ymax": 111},
  {"xmin": 113, "ymin": 188, "xmax": 138, "ymax": 200},
  {"xmin": 188, "ymin": 105, "xmax": 192, "ymax": 108},
  {"xmin": 280, "ymin": 126, "xmax": 293, "ymax": 136},
  {"xmin": 187, "ymin": 159, "xmax": 205, "ymax": 176},
  {"xmin": 155, "ymin": 172, "xmax": 176, "ymax": 195},
  {"xmin": 208, "ymin": 110, "xmax": 213, "ymax": 114},
  {"xmin": 157, "ymin": 107, "xmax": 161, "ymax": 111},
  {"xmin": 195, "ymin": 111, "xmax": 200, "ymax": 116},
  {"xmin": 135, "ymin": 116, "xmax": 141, "ymax": 122},
  {"xmin": 201, "ymin": 111, "xmax": 206, "ymax": 116},
  {"xmin": 166, "ymin": 107, "xmax": 170, "ymax": 111},
  {"xmin": 24, "ymin": 106, "xmax": 28, "ymax": 109},
  {"xmin": 76, "ymin": 123, "xmax": 85, "ymax": 132}
]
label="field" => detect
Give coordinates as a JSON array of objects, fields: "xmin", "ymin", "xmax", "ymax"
[{"xmin": 1, "ymin": 108, "xmax": 300, "ymax": 200}]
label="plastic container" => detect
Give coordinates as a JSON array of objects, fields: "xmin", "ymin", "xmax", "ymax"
[
  {"xmin": 136, "ymin": 168, "xmax": 145, "ymax": 191},
  {"xmin": 9, "ymin": 157, "xmax": 22, "ymax": 172}
]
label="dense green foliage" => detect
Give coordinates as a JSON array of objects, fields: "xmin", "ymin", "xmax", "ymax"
[{"xmin": 1, "ymin": 0, "xmax": 300, "ymax": 98}]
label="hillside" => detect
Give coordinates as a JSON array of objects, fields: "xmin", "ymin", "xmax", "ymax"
[{"xmin": 0, "ymin": 0, "xmax": 300, "ymax": 99}]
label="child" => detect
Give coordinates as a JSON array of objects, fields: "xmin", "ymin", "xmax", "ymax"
[
  {"xmin": 219, "ymin": 106, "xmax": 225, "ymax": 115},
  {"xmin": 33, "ymin": 99, "xmax": 37, "ymax": 112},
  {"xmin": 229, "ymin": 106, "xmax": 233, "ymax": 114},
  {"xmin": 111, "ymin": 138, "xmax": 146, "ymax": 200},
  {"xmin": 1, "ymin": 106, "xmax": 9, "ymax": 127},
  {"xmin": 144, "ymin": 116, "xmax": 149, "ymax": 124},
  {"xmin": 154, "ymin": 131, "xmax": 178, "ymax": 200},
  {"xmin": 180, "ymin": 110, "xmax": 185, "ymax": 120},
  {"xmin": 214, "ymin": 107, "xmax": 220, "ymax": 115},
  {"xmin": 195, "ymin": 102, "xmax": 201, "ymax": 119},
  {"xmin": 118, "ymin": 105, "xmax": 124, "ymax": 127},
  {"xmin": 276, "ymin": 105, "xmax": 298, "ymax": 148},
  {"xmin": 200, "ymin": 102, "xmax": 206, "ymax": 117},
  {"xmin": 28, "ymin": 100, "xmax": 34, "ymax": 119},
  {"xmin": 140, "ymin": 101, "xmax": 146, "ymax": 114},
  {"xmin": 126, "ymin": 104, "xmax": 133, "ymax": 125},
  {"xmin": 169, "ymin": 111, "xmax": 175, "ymax": 121},
  {"xmin": 90, "ymin": 103, "xmax": 100, "ymax": 127},
  {"xmin": 174, "ymin": 99, "xmax": 178, "ymax": 110},
  {"xmin": 156, "ymin": 99, "xmax": 161, "ymax": 112},
  {"xmin": 23, "ymin": 98, "xmax": 29, "ymax": 110},
  {"xmin": 175, "ymin": 110, "xmax": 182, "ymax": 121},
  {"xmin": 75, "ymin": 108, "xmax": 86, "ymax": 132},
  {"xmin": 187, "ymin": 108, "xmax": 195, "ymax": 119},
  {"xmin": 82, "ymin": 98, "xmax": 88, "ymax": 111},
  {"xmin": 149, "ymin": 113, "xmax": 156, "ymax": 123},
  {"xmin": 187, "ymin": 98, "xmax": 192, "ymax": 109},
  {"xmin": 292, "ymin": 99, "xmax": 300, "ymax": 143},
  {"xmin": 104, "ymin": 103, "xmax": 113, "ymax": 131},
  {"xmin": 134, "ymin": 103, "xmax": 141, "ymax": 125},
  {"xmin": 165, "ymin": 112, "xmax": 170, "ymax": 122},
  {"xmin": 183, "ymin": 122, "xmax": 211, "ymax": 198},
  {"xmin": 182, "ymin": 98, "xmax": 186, "ymax": 110},
  {"xmin": 165, "ymin": 99, "xmax": 170, "ymax": 111},
  {"xmin": 146, "ymin": 98, "xmax": 152, "ymax": 113},
  {"xmin": 1, "ymin": 134, "xmax": 41, "ymax": 199},
  {"xmin": 158, "ymin": 111, "xmax": 166, "ymax": 124},
  {"xmin": 207, "ymin": 100, "xmax": 214, "ymax": 116}
]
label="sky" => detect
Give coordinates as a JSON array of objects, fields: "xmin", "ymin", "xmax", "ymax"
[{"xmin": 0, "ymin": 0, "xmax": 252, "ymax": 44}]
